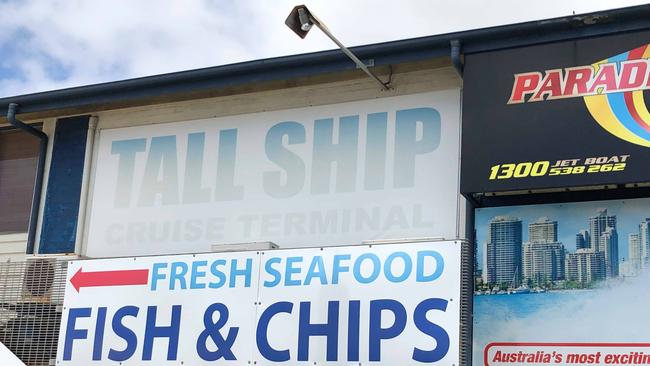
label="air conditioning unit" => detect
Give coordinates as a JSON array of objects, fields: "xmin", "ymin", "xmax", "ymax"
[
  {"xmin": 22, "ymin": 258, "xmax": 57, "ymax": 303},
  {"xmin": 0, "ymin": 258, "xmax": 69, "ymax": 366}
]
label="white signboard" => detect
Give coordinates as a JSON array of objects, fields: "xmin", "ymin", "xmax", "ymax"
[
  {"xmin": 86, "ymin": 91, "xmax": 461, "ymax": 257},
  {"xmin": 57, "ymin": 241, "xmax": 461, "ymax": 365}
]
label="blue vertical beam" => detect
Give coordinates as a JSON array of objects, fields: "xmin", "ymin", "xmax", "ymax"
[{"xmin": 39, "ymin": 115, "xmax": 90, "ymax": 254}]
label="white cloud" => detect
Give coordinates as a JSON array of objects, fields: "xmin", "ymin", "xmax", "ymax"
[{"xmin": 0, "ymin": 0, "xmax": 647, "ymax": 97}]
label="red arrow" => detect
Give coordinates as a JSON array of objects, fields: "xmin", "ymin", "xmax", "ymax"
[{"xmin": 70, "ymin": 267, "xmax": 149, "ymax": 292}]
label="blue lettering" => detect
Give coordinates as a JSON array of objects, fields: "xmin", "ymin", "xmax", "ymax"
[
  {"xmin": 263, "ymin": 122, "xmax": 306, "ymax": 198},
  {"xmin": 190, "ymin": 261, "xmax": 208, "ymax": 289},
  {"xmin": 332, "ymin": 254, "xmax": 350, "ymax": 284},
  {"xmin": 347, "ymin": 300, "xmax": 361, "ymax": 362},
  {"xmin": 63, "ymin": 307, "xmax": 91, "ymax": 360},
  {"xmin": 230, "ymin": 258, "xmax": 252, "ymax": 287},
  {"xmin": 169, "ymin": 262, "xmax": 188, "ymax": 290},
  {"xmin": 311, "ymin": 116, "xmax": 359, "ymax": 194},
  {"xmin": 138, "ymin": 135, "xmax": 180, "ymax": 206},
  {"xmin": 143, "ymin": 305, "xmax": 182, "ymax": 361},
  {"xmin": 196, "ymin": 303, "xmax": 238, "ymax": 360},
  {"xmin": 256, "ymin": 302, "xmax": 293, "ymax": 362},
  {"xmin": 183, "ymin": 132, "xmax": 211, "ymax": 204},
  {"xmin": 305, "ymin": 256, "xmax": 328, "ymax": 285},
  {"xmin": 285, "ymin": 257, "xmax": 302, "ymax": 286},
  {"xmin": 364, "ymin": 112, "xmax": 388, "ymax": 190},
  {"xmin": 108, "ymin": 306, "xmax": 139, "ymax": 361},
  {"xmin": 412, "ymin": 298, "xmax": 450, "ymax": 362},
  {"xmin": 368, "ymin": 299, "xmax": 406, "ymax": 361},
  {"xmin": 111, "ymin": 138, "xmax": 146, "ymax": 208},
  {"xmin": 214, "ymin": 129, "xmax": 244, "ymax": 201},
  {"xmin": 209, "ymin": 259, "xmax": 227, "ymax": 288},
  {"xmin": 151, "ymin": 262, "xmax": 167, "ymax": 291},
  {"xmin": 264, "ymin": 257, "xmax": 282, "ymax": 287},
  {"xmin": 394, "ymin": 108, "xmax": 440, "ymax": 188},
  {"xmin": 353, "ymin": 253, "xmax": 380, "ymax": 284},
  {"xmin": 384, "ymin": 251, "xmax": 412, "ymax": 283},
  {"xmin": 417, "ymin": 251, "xmax": 444, "ymax": 282},
  {"xmin": 298, "ymin": 301, "xmax": 339, "ymax": 361},
  {"xmin": 92, "ymin": 307, "xmax": 107, "ymax": 360}
]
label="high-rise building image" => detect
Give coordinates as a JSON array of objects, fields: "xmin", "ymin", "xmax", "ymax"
[
  {"xmin": 565, "ymin": 249, "xmax": 606, "ymax": 283},
  {"xmin": 474, "ymin": 230, "xmax": 483, "ymax": 282},
  {"xmin": 587, "ymin": 208, "xmax": 618, "ymax": 278},
  {"xmin": 523, "ymin": 241, "xmax": 565, "ymax": 284},
  {"xmin": 565, "ymin": 252, "xmax": 579, "ymax": 281},
  {"xmin": 485, "ymin": 216, "xmax": 522, "ymax": 286},
  {"xmin": 589, "ymin": 208, "xmax": 617, "ymax": 252},
  {"xmin": 599, "ymin": 227, "xmax": 619, "ymax": 278},
  {"xmin": 523, "ymin": 218, "xmax": 564, "ymax": 284},
  {"xmin": 477, "ymin": 202, "xmax": 650, "ymax": 291},
  {"xmin": 628, "ymin": 233, "xmax": 642, "ymax": 274},
  {"xmin": 528, "ymin": 217, "xmax": 557, "ymax": 243},
  {"xmin": 639, "ymin": 218, "xmax": 650, "ymax": 267},
  {"xmin": 576, "ymin": 229, "xmax": 590, "ymax": 250}
]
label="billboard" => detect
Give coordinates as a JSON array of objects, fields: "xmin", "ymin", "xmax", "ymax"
[
  {"xmin": 474, "ymin": 197, "xmax": 650, "ymax": 365},
  {"xmin": 461, "ymin": 31, "xmax": 650, "ymax": 194},
  {"xmin": 86, "ymin": 91, "xmax": 461, "ymax": 257},
  {"xmin": 56, "ymin": 241, "xmax": 461, "ymax": 365}
]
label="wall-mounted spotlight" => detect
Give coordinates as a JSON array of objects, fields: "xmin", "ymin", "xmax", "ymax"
[{"xmin": 285, "ymin": 5, "xmax": 392, "ymax": 91}]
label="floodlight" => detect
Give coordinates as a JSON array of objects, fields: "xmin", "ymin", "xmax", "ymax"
[{"xmin": 285, "ymin": 5, "xmax": 391, "ymax": 90}]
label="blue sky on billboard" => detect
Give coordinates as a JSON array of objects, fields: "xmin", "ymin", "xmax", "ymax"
[
  {"xmin": 475, "ymin": 198, "xmax": 650, "ymax": 264},
  {"xmin": 0, "ymin": 0, "xmax": 647, "ymax": 97}
]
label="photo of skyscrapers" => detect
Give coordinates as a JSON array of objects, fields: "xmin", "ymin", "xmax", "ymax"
[{"xmin": 474, "ymin": 199, "xmax": 650, "ymax": 294}]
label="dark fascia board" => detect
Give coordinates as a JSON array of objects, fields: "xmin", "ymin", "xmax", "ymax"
[{"xmin": 1, "ymin": 4, "xmax": 649, "ymax": 116}]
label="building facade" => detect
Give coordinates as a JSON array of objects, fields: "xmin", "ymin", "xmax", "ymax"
[
  {"xmin": 565, "ymin": 249, "xmax": 606, "ymax": 283},
  {"xmin": 0, "ymin": 4, "xmax": 649, "ymax": 365},
  {"xmin": 522, "ymin": 218, "xmax": 564, "ymax": 284},
  {"xmin": 589, "ymin": 209, "xmax": 617, "ymax": 252},
  {"xmin": 523, "ymin": 241, "xmax": 565, "ymax": 284},
  {"xmin": 576, "ymin": 229, "xmax": 590, "ymax": 250},
  {"xmin": 600, "ymin": 227, "xmax": 619, "ymax": 278},
  {"xmin": 485, "ymin": 216, "xmax": 522, "ymax": 286},
  {"xmin": 628, "ymin": 233, "xmax": 642, "ymax": 274},
  {"xmin": 528, "ymin": 217, "xmax": 557, "ymax": 243},
  {"xmin": 639, "ymin": 218, "xmax": 650, "ymax": 267}
]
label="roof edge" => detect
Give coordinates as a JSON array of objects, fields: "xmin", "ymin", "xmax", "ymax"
[{"xmin": 1, "ymin": 4, "xmax": 649, "ymax": 116}]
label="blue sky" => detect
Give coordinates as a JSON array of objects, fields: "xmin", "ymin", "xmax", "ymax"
[
  {"xmin": 476, "ymin": 198, "xmax": 650, "ymax": 266},
  {"xmin": 0, "ymin": 0, "xmax": 647, "ymax": 97}
]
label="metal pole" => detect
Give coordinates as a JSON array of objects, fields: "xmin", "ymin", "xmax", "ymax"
[{"xmin": 308, "ymin": 15, "xmax": 391, "ymax": 91}]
